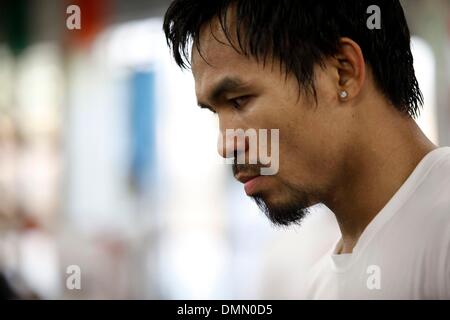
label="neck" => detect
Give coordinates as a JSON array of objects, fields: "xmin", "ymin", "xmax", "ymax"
[{"xmin": 325, "ymin": 103, "xmax": 436, "ymax": 254}]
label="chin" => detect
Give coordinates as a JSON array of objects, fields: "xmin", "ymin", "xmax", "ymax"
[{"xmin": 251, "ymin": 193, "xmax": 311, "ymax": 227}]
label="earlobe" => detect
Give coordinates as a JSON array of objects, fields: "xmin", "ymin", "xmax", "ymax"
[{"xmin": 339, "ymin": 90, "xmax": 349, "ymax": 100}]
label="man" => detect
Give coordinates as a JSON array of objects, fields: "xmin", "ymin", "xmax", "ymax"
[{"xmin": 163, "ymin": 0, "xmax": 450, "ymax": 299}]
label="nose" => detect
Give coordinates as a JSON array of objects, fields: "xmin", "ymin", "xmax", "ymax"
[{"xmin": 217, "ymin": 128, "xmax": 249, "ymax": 160}]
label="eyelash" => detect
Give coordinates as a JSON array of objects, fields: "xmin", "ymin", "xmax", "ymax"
[
  {"xmin": 229, "ymin": 96, "xmax": 249, "ymax": 109},
  {"xmin": 201, "ymin": 96, "xmax": 250, "ymax": 114}
]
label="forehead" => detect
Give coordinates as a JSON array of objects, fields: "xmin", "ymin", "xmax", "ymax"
[
  {"xmin": 192, "ymin": 19, "xmax": 242, "ymax": 67},
  {"xmin": 191, "ymin": 19, "xmax": 262, "ymax": 97},
  {"xmin": 193, "ymin": 14, "xmax": 237, "ymax": 60}
]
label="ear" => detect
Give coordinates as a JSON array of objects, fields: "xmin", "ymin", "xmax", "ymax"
[{"xmin": 332, "ymin": 37, "xmax": 366, "ymax": 102}]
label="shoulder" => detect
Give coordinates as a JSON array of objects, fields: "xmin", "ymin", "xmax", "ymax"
[
  {"xmin": 425, "ymin": 147, "xmax": 450, "ymax": 184},
  {"xmin": 418, "ymin": 149, "xmax": 450, "ymax": 297},
  {"xmin": 413, "ymin": 148, "xmax": 450, "ymax": 229}
]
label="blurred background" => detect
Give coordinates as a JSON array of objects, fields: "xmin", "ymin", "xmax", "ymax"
[{"xmin": 0, "ymin": 0, "xmax": 448, "ymax": 299}]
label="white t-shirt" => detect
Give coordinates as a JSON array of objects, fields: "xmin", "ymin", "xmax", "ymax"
[{"xmin": 304, "ymin": 147, "xmax": 450, "ymax": 299}]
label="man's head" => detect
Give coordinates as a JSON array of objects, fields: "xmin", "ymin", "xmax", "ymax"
[{"xmin": 163, "ymin": 0, "xmax": 423, "ymax": 226}]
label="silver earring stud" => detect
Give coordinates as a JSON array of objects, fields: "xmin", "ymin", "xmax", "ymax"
[{"xmin": 339, "ymin": 90, "xmax": 348, "ymax": 99}]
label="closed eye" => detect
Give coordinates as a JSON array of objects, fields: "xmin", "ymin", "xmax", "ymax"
[{"xmin": 229, "ymin": 95, "xmax": 251, "ymax": 109}]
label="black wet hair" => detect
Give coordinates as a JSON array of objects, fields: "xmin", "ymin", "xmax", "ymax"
[{"xmin": 164, "ymin": 0, "xmax": 423, "ymax": 117}]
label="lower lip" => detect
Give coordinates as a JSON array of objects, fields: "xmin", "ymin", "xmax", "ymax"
[{"xmin": 244, "ymin": 176, "xmax": 265, "ymax": 195}]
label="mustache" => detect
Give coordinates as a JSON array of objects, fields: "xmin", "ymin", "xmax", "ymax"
[{"xmin": 232, "ymin": 162, "xmax": 265, "ymax": 177}]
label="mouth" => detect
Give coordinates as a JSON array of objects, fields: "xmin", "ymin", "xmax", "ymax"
[{"xmin": 235, "ymin": 173, "xmax": 265, "ymax": 196}]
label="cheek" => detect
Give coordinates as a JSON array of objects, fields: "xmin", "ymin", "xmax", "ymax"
[{"xmin": 277, "ymin": 114, "xmax": 342, "ymax": 183}]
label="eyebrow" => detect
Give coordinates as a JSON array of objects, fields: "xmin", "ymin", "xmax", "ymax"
[{"xmin": 197, "ymin": 77, "xmax": 246, "ymax": 110}]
